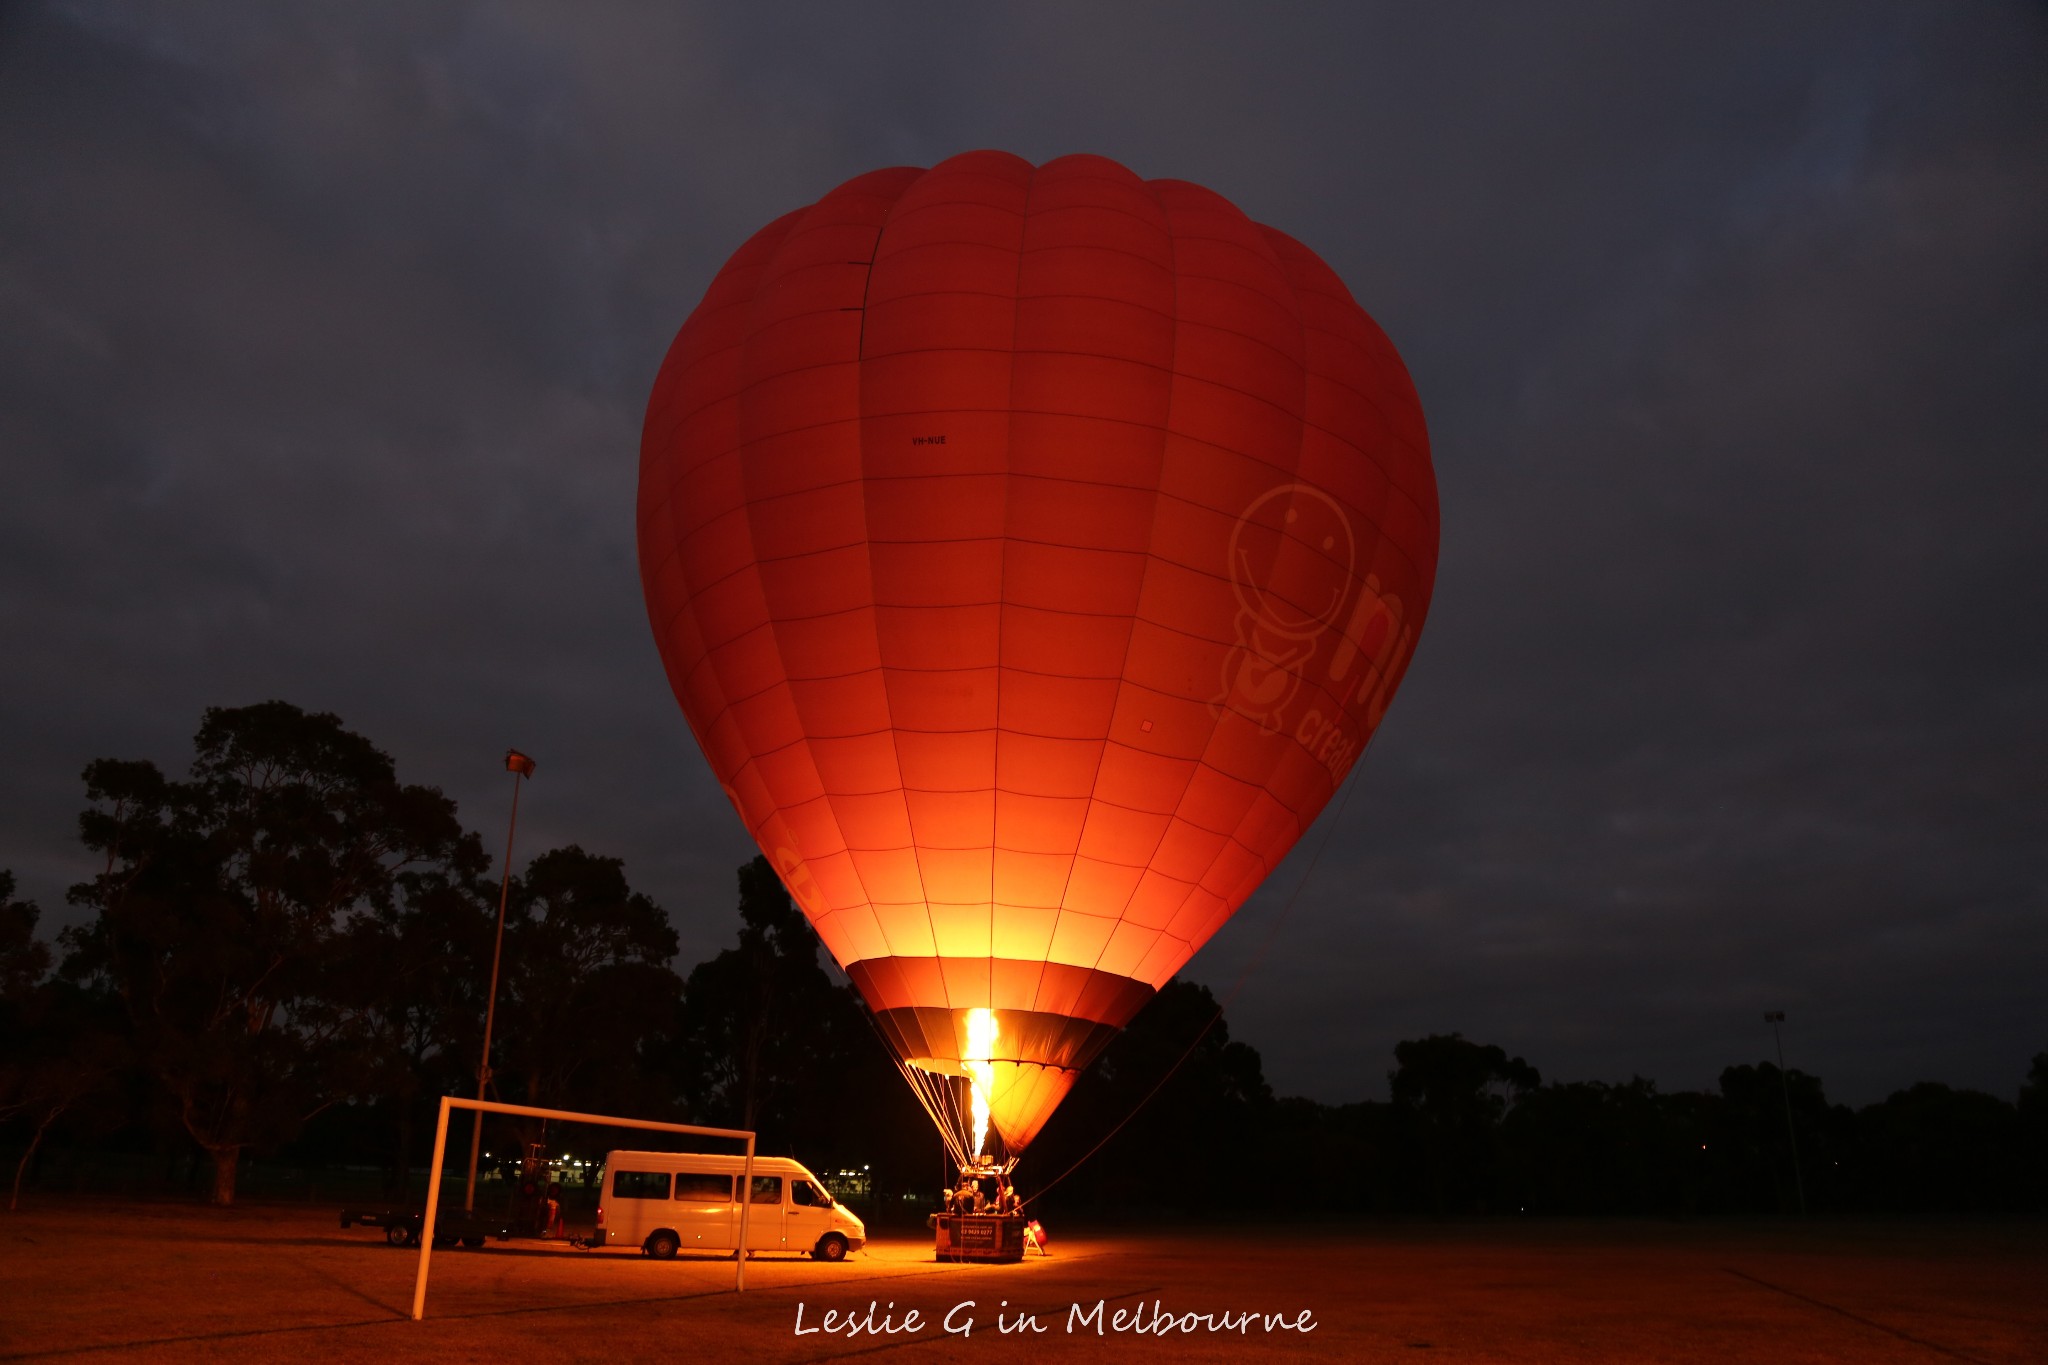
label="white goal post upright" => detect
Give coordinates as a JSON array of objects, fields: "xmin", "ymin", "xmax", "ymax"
[{"xmin": 411, "ymin": 1096, "xmax": 757, "ymax": 1321}]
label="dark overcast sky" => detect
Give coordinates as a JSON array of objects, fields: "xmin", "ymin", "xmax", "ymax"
[{"xmin": 4, "ymin": 2, "xmax": 2044, "ymax": 1108}]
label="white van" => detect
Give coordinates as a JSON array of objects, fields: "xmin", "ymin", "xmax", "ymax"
[{"xmin": 591, "ymin": 1151, "xmax": 866, "ymax": 1262}]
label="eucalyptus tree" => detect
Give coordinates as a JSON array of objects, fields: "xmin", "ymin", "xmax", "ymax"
[
  {"xmin": 490, "ymin": 844, "xmax": 683, "ymax": 1121},
  {"xmin": 63, "ymin": 702, "xmax": 472, "ymax": 1204},
  {"xmin": 2, "ymin": 871, "xmax": 123, "ymax": 1210}
]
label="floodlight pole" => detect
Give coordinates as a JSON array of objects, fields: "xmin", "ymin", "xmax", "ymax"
[
  {"xmin": 1764, "ymin": 1010, "xmax": 1807, "ymax": 1217},
  {"xmin": 466, "ymin": 750, "xmax": 534, "ymax": 1212}
]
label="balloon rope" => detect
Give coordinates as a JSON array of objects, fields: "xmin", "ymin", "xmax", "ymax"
[
  {"xmin": 1020, "ymin": 737, "xmax": 1377, "ymax": 1211},
  {"xmin": 893, "ymin": 1051, "xmax": 968, "ymax": 1168},
  {"xmin": 843, "ymin": 990, "xmax": 975, "ymax": 1168},
  {"xmin": 933, "ymin": 1071, "xmax": 972, "ymax": 1168},
  {"xmin": 891, "ymin": 1054, "xmax": 967, "ymax": 1168}
]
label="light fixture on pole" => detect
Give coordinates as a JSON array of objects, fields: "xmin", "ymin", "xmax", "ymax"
[
  {"xmin": 466, "ymin": 749, "xmax": 534, "ymax": 1212},
  {"xmin": 1763, "ymin": 1010, "xmax": 1807, "ymax": 1218}
]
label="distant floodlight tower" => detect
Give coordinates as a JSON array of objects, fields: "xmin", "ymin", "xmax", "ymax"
[
  {"xmin": 466, "ymin": 749, "xmax": 536, "ymax": 1212},
  {"xmin": 1763, "ymin": 1010, "xmax": 1807, "ymax": 1217}
]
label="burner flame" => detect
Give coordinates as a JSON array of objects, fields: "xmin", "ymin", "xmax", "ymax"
[{"xmin": 964, "ymin": 1008, "xmax": 999, "ymax": 1157}]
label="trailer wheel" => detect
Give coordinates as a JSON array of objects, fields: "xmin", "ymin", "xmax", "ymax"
[
  {"xmin": 386, "ymin": 1224, "xmax": 414, "ymax": 1248},
  {"xmin": 813, "ymin": 1234, "xmax": 848, "ymax": 1263},
  {"xmin": 645, "ymin": 1230, "xmax": 680, "ymax": 1260}
]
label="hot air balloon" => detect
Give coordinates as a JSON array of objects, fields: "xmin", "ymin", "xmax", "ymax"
[{"xmin": 638, "ymin": 151, "xmax": 1437, "ymax": 1173}]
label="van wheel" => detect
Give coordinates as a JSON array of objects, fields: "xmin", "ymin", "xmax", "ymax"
[
  {"xmin": 385, "ymin": 1224, "xmax": 414, "ymax": 1248},
  {"xmin": 813, "ymin": 1234, "xmax": 848, "ymax": 1263},
  {"xmin": 645, "ymin": 1231, "xmax": 680, "ymax": 1260}
]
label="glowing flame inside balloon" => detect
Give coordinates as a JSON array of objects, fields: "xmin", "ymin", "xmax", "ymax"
[{"xmin": 964, "ymin": 1008, "xmax": 999, "ymax": 1157}]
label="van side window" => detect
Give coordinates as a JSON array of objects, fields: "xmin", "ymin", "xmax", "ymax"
[
  {"xmin": 674, "ymin": 1173, "xmax": 733, "ymax": 1202},
  {"xmin": 749, "ymin": 1175, "xmax": 782, "ymax": 1204},
  {"xmin": 613, "ymin": 1170, "xmax": 670, "ymax": 1200},
  {"xmin": 791, "ymin": 1179, "xmax": 822, "ymax": 1207}
]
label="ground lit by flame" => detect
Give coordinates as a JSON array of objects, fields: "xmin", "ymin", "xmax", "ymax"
[{"xmin": 964, "ymin": 1007, "xmax": 998, "ymax": 1156}]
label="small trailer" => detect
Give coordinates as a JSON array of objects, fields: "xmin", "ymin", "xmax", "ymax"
[
  {"xmin": 346, "ymin": 1138, "xmax": 564, "ymax": 1248},
  {"xmin": 340, "ymin": 1206, "xmax": 515, "ymax": 1248}
]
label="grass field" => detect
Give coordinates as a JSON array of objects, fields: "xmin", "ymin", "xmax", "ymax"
[{"xmin": 1, "ymin": 1201, "xmax": 2042, "ymax": 1362}]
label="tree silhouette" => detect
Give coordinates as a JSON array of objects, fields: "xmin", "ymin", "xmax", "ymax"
[
  {"xmin": 0, "ymin": 872, "xmax": 50, "ymax": 999},
  {"xmin": 324, "ymin": 854, "xmax": 491, "ymax": 1190},
  {"xmin": 1028, "ymin": 980, "xmax": 1272, "ymax": 1212},
  {"xmin": 19, "ymin": 703, "xmax": 2048, "ymax": 1220},
  {"xmin": 2021, "ymin": 1052, "xmax": 2048, "ymax": 1211},
  {"xmin": 61, "ymin": 702, "xmax": 471, "ymax": 1203},
  {"xmin": 3, "ymin": 871, "xmax": 127, "ymax": 1210},
  {"xmin": 492, "ymin": 845, "xmax": 683, "ymax": 1120},
  {"xmin": 1501, "ymin": 1077, "xmax": 1669, "ymax": 1215},
  {"xmin": 1854, "ymin": 1082, "xmax": 2024, "ymax": 1213},
  {"xmin": 1390, "ymin": 1032, "xmax": 1540, "ymax": 1213},
  {"xmin": 1714, "ymin": 1062, "xmax": 1842, "ymax": 1213},
  {"xmin": 667, "ymin": 857, "xmax": 924, "ymax": 1198}
]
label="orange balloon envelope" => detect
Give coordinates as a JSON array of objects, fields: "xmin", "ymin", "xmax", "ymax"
[{"xmin": 639, "ymin": 151, "xmax": 1438, "ymax": 1162}]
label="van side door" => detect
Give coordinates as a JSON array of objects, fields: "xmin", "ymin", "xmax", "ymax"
[
  {"xmin": 741, "ymin": 1174, "xmax": 784, "ymax": 1250},
  {"xmin": 672, "ymin": 1172, "xmax": 734, "ymax": 1249}
]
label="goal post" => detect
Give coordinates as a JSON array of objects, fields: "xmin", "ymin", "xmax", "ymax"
[{"xmin": 411, "ymin": 1095, "xmax": 757, "ymax": 1320}]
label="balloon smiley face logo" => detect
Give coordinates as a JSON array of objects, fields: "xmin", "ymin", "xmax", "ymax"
[{"xmin": 1217, "ymin": 483, "xmax": 1357, "ymax": 734}]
